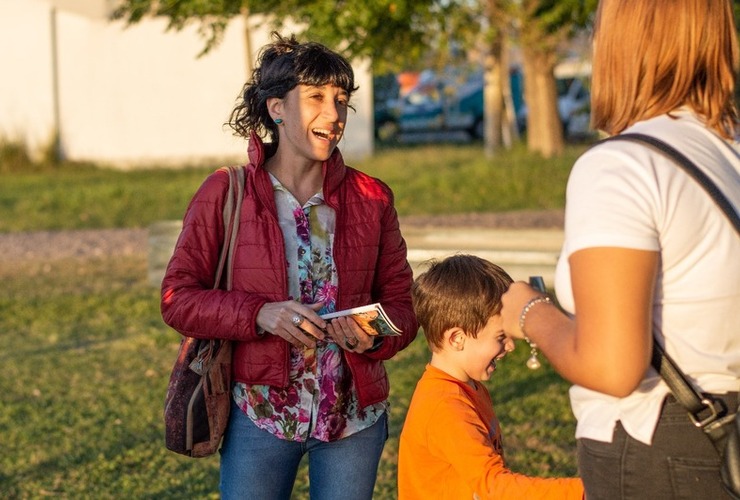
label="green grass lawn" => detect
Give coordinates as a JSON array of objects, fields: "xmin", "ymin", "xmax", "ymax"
[
  {"xmin": 0, "ymin": 142, "xmax": 585, "ymax": 498},
  {"xmin": 0, "ymin": 141, "xmax": 587, "ymax": 233},
  {"xmin": 0, "ymin": 255, "xmax": 576, "ymax": 499}
]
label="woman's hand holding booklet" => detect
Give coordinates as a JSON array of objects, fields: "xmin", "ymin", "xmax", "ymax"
[{"xmin": 321, "ymin": 303, "xmax": 402, "ymax": 337}]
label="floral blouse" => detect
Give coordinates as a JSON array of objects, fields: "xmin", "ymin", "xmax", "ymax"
[{"xmin": 232, "ymin": 173, "xmax": 387, "ymax": 442}]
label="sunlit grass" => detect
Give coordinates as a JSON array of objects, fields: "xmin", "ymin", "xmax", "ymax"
[
  {"xmin": 0, "ymin": 141, "xmax": 588, "ymax": 233},
  {"xmin": 0, "ymin": 140, "xmax": 582, "ymax": 498},
  {"xmin": 0, "ymin": 255, "xmax": 576, "ymax": 499}
]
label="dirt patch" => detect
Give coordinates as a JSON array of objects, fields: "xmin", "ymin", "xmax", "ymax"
[
  {"xmin": 0, "ymin": 209, "xmax": 564, "ymax": 262},
  {"xmin": 0, "ymin": 228, "xmax": 148, "ymax": 262}
]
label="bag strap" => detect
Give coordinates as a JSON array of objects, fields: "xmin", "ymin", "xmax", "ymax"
[
  {"xmin": 225, "ymin": 166, "xmax": 245, "ymax": 290},
  {"xmin": 601, "ymin": 133, "xmax": 740, "ymax": 234},
  {"xmin": 650, "ymin": 343, "xmax": 729, "ymax": 432},
  {"xmin": 195, "ymin": 166, "xmax": 245, "ymax": 366},
  {"xmin": 213, "ymin": 166, "xmax": 246, "ymax": 291},
  {"xmin": 600, "ymin": 133, "xmax": 738, "ymax": 439}
]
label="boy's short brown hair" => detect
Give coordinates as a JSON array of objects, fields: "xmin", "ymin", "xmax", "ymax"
[{"xmin": 411, "ymin": 254, "xmax": 513, "ymax": 351}]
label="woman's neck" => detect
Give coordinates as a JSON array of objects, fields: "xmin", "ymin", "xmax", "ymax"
[{"xmin": 264, "ymin": 155, "xmax": 324, "ymax": 206}]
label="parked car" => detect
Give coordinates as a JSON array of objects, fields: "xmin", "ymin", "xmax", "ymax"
[
  {"xmin": 374, "ymin": 70, "xmax": 490, "ymax": 142},
  {"xmin": 374, "ymin": 66, "xmax": 590, "ymax": 142}
]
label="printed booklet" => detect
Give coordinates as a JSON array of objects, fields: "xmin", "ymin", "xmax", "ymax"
[{"xmin": 321, "ymin": 303, "xmax": 402, "ymax": 337}]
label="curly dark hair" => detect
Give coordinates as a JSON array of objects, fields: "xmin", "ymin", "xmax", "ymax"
[{"xmin": 228, "ymin": 32, "xmax": 358, "ymax": 149}]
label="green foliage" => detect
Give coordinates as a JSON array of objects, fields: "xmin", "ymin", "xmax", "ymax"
[
  {"xmin": 0, "ymin": 255, "xmax": 576, "ymax": 498},
  {"xmin": 517, "ymin": 0, "xmax": 597, "ymax": 47},
  {"xmin": 260, "ymin": 0, "xmax": 450, "ymax": 73},
  {"xmin": 0, "ymin": 138, "xmax": 33, "ymax": 174},
  {"xmin": 0, "ymin": 142, "xmax": 587, "ymax": 233},
  {"xmin": 110, "ymin": 0, "xmax": 595, "ymax": 76},
  {"xmin": 112, "ymin": 0, "xmax": 447, "ymax": 72},
  {"xmin": 0, "ymin": 134, "xmax": 64, "ymax": 173}
]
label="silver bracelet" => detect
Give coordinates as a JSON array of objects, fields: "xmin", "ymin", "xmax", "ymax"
[{"xmin": 518, "ymin": 295, "xmax": 552, "ymax": 370}]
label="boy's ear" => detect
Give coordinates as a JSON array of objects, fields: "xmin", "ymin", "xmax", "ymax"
[{"xmin": 444, "ymin": 327, "xmax": 466, "ymax": 351}]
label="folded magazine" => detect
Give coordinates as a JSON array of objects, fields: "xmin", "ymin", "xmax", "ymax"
[{"xmin": 321, "ymin": 303, "xmax": 402, "ymax": 336}]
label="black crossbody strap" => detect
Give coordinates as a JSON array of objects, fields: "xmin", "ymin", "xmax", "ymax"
[
  {"xmin": 600, "ymin": 133, "xmax": 740, "ymax": 234},
  {"xmin": 650, "ymin": 340, "xmax": 725, "ymax": 429},
  {"xmin": 600, "ymin": 132, "xmax": 739, "ymax": 434}
]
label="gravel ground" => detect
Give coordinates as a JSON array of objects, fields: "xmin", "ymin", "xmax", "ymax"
[
  {"xmin": 0, "ymin": 209, "xmax": 563, "ymax": 262},
  {"xmin": 0, "ymin": 228, "xmax": 149, "ymax": 262}
]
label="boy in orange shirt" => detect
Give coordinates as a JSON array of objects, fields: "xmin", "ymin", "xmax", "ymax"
[{"xmin": 398, "ymin": 255, "xmax": 583, "ymax": 499}]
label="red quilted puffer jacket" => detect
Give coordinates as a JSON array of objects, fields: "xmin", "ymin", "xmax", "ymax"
[{"xmin": 161, "ymin": 134, "xmax": 418, "ymax": 408}]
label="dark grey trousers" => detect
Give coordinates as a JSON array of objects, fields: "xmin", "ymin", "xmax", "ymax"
[{"xmin": 577, "ymin": 392, "xmax": 738, "ymax": 500}]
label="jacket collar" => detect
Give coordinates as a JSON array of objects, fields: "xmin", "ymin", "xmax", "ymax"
[{"xmin": 246, "ymin": 132, "xmax": 347, "ymax": 208}]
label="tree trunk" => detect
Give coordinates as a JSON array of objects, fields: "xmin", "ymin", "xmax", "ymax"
[
  {"xmin": 483, "ymin": 0, "xmax": 515, "ymax": 158},
  {"xmin": 241, "ymin": 7, "xmax": 254, "ymax": 79},
  {"xmin": 500, "ymin": 36, "xmax": 519, "ymax": 147},
  {"xmin": 484, "ymin": 51, "xmax": 504, "ymax": 158},
  {"xmin": 522, "ymin": 46, "xmax": 564, "ymax": 157}
]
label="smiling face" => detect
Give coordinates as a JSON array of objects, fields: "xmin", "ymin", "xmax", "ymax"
[
  {"xmin": 461, "ymin": 314, "xmax": 514, "ymax": 382},
  {"xmin": 270, "ymin": 84, "xmax": 349, "ymax": 167}
]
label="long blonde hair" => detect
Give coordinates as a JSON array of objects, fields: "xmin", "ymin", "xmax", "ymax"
[{"xmin": 591, "ymin": 0, "xmax": 739, "ymax": 138}]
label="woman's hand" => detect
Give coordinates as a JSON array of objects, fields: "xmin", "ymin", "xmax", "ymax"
[
  {"xmin": 325, "ymin": 316, "xmax": 374, "ymax": 353},
  {"xmin": 500, "ymin": 281, "xmax": 543, "ymax": 340},
  {"xmin": 256, "ymin": 301, "xmax": 326, "ymax": 348}
]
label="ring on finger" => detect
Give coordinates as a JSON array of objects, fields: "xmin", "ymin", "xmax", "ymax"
[
  {"xmin": 291, "ymin": 314, "xmax": 303, "ymax": 327},
  {"xmin": 344, "ymin": 337, "xmax": 359, "ymax": 349}
]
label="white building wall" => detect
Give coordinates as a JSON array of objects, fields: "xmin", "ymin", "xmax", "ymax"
[
  {"xmin": 0, "ymin": 0, "xmax": 57, "ymax": 155},
  {"xmin": 0, "ymin": 0, "xmax": 373, "ymax": 168}
]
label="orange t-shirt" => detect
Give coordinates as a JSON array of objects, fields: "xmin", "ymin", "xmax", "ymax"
[{"xmin": 398, "ymin": 364, "xmax": 584, "ymax": 499}]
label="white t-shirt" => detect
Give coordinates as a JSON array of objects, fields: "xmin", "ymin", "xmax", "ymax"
[{"xmin": 554, "ymin": 110, "xmax": 740, "ymax": 445}]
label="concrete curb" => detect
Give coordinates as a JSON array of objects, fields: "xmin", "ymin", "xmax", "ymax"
[
  {"xmin": 148, "ymin": 221, "xmax": 564, "ymax": 286},
  {"xmin": 401, "ymin": 227, "xmax": 563, "ymax": 282}
]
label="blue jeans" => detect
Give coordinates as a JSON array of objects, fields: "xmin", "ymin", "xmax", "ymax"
[
  {"xmin": 577, "ymin": 393, "xmax": 737, "ymax": 500},
  {"xmin": 220, "ymin": 402, "xmax": 388, "ymax": 500}
]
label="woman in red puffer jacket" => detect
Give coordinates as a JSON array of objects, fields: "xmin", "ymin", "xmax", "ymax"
[{"xmin": 161, "ymin": 32, "xmax": 418, "ymax": 500}]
